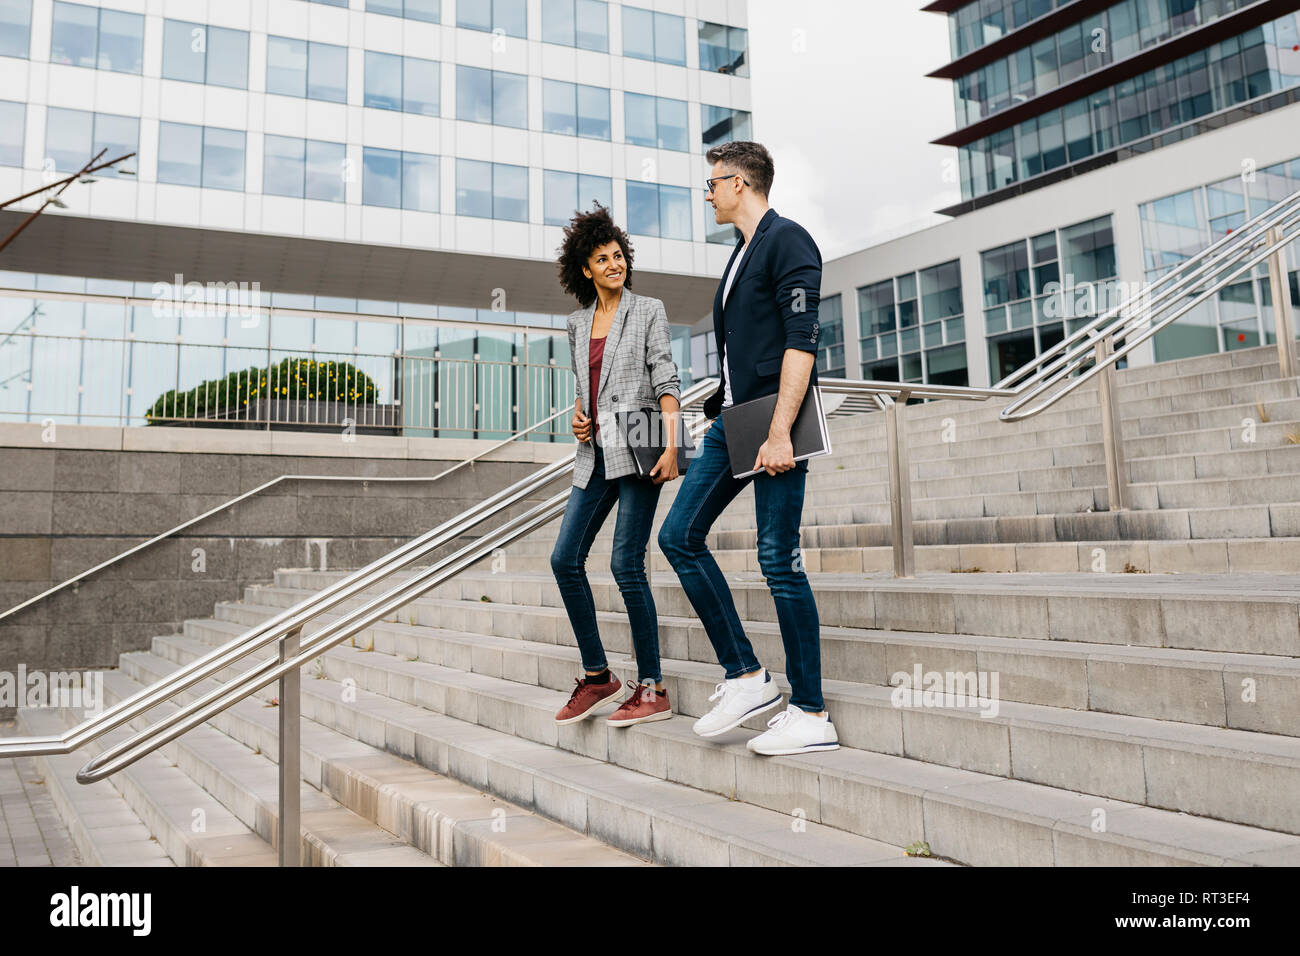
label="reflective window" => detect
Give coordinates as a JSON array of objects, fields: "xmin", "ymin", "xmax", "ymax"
[
  {"xmin": 456, "ymin": 65, "xmax": 526, "ymax": 127},
  {"xmin": 541, "ymin": 79, "xmax": 610, "ymax": 139},
  {"xmin": 698, "ymin": 21, "xmax": 746, "ymax": 76},
  {"xmin": 363, "ymin": 147, "xmax": 440, "ymax": 212},
  {"xmin": 543, "ymin": 169, "xmax": 612, "ymax": 225},
  {"xmin": 626, "ymin": 181, "xmax": 691, "ymax": 239},
  {"xmin": 50, "ymin": 2, "xmax": 142, "ymax": 74},
  {"xmin": 264, "ymin": 135, "xmax": 346, "ymax": 202},
  {"xmin": 542, "ymin": 0, "xmax": 607, "ymax": 51},
  {"xmin": 625, "ymin": 93, "xmax": 688, "ymax": 152},
  {"xmin": 456, "ymin": 159, "xmax": 528, "ymax": 221},
  {"xmin": 365, "ymin": 51, "xmax": 440, "ymax": 115},
  {"xmin": 0, "ymin": 99, "xmax": 24, "ymax": 166},
  {"xmin": 701, "ymin": 104, "xmax": 751, "ymax": 150},
  {"xmin": 623, "ymin": 7, "xmax": 685, "ymax": 65},
  {"xmin": 458, "ymin": 0, "xmax": 527, "ymax": 38},
  {"xmin": 267, "ymin": 36, "xmax": 347, "ymax": 103},
  {"xmin": 367, "ymin": 0, "xmax": 440, "ymax": 23},
  {"xmin": 161, "ymin": 20, "xmax": 249, "ymax": 89},
  {"xmin": 0, "ymin": 0, "xmax": 31, "ymax": 59},
  {"xmin": 158, "ymin": 123, "xmax": 245, "ymax": 191},
  {"xmin": 817, "ymin": 294, "xmax": 845, "ymax": 377},
  {"xmin": 44, "ymin": 108, "xmax": 137, "ymax": 178}
]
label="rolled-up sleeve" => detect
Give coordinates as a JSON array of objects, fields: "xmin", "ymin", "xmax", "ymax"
[
  {"xmin": 773, "ymin": 223, "xmax": 823, "ymax": 354},
  {"xmin": 645, "ymin": 299, "xmax": 681, "ymax": 401}
]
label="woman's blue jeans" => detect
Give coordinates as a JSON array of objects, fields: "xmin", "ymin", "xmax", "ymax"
[{"xmin": 550, "ymin": 446, "xmax": 664, "ymax": 683}]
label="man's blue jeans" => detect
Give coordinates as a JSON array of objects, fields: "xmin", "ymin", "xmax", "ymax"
[
  {"xmin": 550, "ymin": 446, "xmax": 664, "ymax": 683},
  {"xmin": 657, "ymin": 414, "xmax": 823, "ymax": 712}
]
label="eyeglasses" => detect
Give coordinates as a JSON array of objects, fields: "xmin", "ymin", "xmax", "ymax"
[{"xmin": 705, "ymin": 173, "xmax": 749, "ymax": 193}]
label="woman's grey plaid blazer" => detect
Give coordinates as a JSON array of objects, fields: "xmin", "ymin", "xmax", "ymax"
[{"xmin": 567, "ymin": 289, "xmax": 681, "ymax": 489}]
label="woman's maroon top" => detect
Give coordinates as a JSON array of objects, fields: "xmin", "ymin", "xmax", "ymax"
[{"xmin": 588, "ymin": 334, "xmax": 606, "ymax": 443}]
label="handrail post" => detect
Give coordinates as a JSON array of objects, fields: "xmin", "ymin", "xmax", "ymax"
[
  {"xmin": 1095, "ymin": 333, "xmax": 1129, "ymax": 512},
  {"xmin": 1267, "ymin": 225, "xmax": 1297, "ymax": 379},
  {"xmin": 278, "ymin": 627, "xmax": 301, "ymax": 867},
  {"xmin": 881, "ymin": 393, "xmax": 915, "ymax": 578}
]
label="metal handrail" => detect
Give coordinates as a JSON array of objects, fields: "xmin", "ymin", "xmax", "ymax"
[
  {"xmin": 997, "ymin": 186, "xmax": 1300, "ymax": 420},
  {"xmin": 0, "ymin": 401, "xmax": 579, "ymax": 624}
]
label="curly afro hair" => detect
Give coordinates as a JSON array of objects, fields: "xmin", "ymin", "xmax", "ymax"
[{"xmin": 556, "ymin": 202, "xmax": 634, "ymax": 308}]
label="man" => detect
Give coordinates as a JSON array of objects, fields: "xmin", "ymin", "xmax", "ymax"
[{"xmin": 657, "ymin": 141, "xmax": 838, "ymax": 756}]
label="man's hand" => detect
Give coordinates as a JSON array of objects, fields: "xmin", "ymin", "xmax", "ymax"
[
  {"xmin": 649, "ymin": 447, "xmax": 679, "ymax": 484},
  {"xmin": 753, "ymin": 430, "xmax": 795, "ymax": 476},
  {"xmin": 572, "ymin": 408, "xmax": 592, "ymax": 443}
]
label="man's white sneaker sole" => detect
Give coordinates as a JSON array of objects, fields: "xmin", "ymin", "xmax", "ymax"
[
  {"xmin": 748, "ymin": 739, "xmax": 840, "ymax": 756},
  {"xmin": 694, "ymin": 693, "xmax": 782, "ymax": 738}
]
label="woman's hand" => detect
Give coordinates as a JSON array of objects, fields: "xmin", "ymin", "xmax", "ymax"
[
  {"xmin": 572, "ymin": 407, "xmax": 592, "ymax": 443},
  {"xmin": 649, "ymin": 447, "xmax": 679, "ymax": 484}
]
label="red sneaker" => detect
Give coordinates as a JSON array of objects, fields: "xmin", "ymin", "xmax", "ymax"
[
  {"xmin": 607, "ymin": 680, "xmax": 672, "ymax": 727},
  {"xmin": 554, "ymin": 673, "xmax": 624, "ymax": 725}
]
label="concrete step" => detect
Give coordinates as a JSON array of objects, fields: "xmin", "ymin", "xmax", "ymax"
[
  {"xmin": 128, "ymin": 636, "xmax": 942, "ymax": 866},
  {"xmin": 15, "ymin": 708, "xmax": 174, "ymax": 867},
  {"xmin": 223, "ymin": 582, "xmax": 1300, "ymax": 736},
  {"xmin": 484, "ymin": 536, "xmax": 1300, "ymax": 575},
  {"xmin": 101, "ymin": 657, "xmax": 643, "ymax": 867},
  {"xmin": 279, "ymin": 566, "xmax": 1300, "ymax": 657},
  {"xmin": 162, "ymin": 610, "xmax": 1300, "ymax": 865},
  {"xmin": 211, "ymin": 594, "xmax": 1300, "ymax": 835}
]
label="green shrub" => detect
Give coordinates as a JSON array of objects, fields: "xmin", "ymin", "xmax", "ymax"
[{"xmin": 145, "ymin": 357, "xmax": 377, "ymax": 422}]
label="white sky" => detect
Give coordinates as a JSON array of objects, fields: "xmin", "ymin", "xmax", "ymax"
[{"xmin": 744, "ymin": 0, "xmax": 961, "ymax": 261}]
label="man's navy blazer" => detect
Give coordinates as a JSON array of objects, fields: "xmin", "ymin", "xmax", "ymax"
[{"xmin": 702, "ymin": 207, "xmax": 822, "ymax": 421}]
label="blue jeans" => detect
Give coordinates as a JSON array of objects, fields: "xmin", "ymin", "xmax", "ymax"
[
  {"xmin": 657, "ymin": 414, "xmax": 823, "ymax": 712},
  {"xmin": 550, "ymin": 446, "xmax": 664, "ymax": 683}
]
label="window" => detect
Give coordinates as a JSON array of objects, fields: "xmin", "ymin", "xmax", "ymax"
[
  {"xmin": 456, "ymin": 65, "xmax": 527, "ymax": 128},
  {"xmin": 702, "ymin": 104, "xmax": 751, "ymax": 150},
  {"xmin": 44, "ymin": 108, "xmax": 137, "ymax": 178},
  {"xmin": 157, "ymin": 123, "xmax": 245, "ymax": 190},
  {"xmin": 541, "ymin": 80, "xmax": 610, "ymax": 139},
  {"xmin": 456, "ymin": 159, "xmax": 528, "ymax": 221},
  {"xmin": 541, "ymin": 0, "xmax": 607, "ymax": 51},
  {"xmin": 50, "ymin": 2, "xmax": 142, "ymax": 74},
  {"xmin": 0, "ymin": 99, "xmax": 22, "ymax": 166},
  {"xmin": 817, "ymin": 294, "xmax": 845, "ymax": 377},
  {"xmin": 624, "ymin": 93, "xmax": 689, "ymax": 151},
  {"xmin": 366, "ymin": 0, "xmax": 440, "ymax": 23},
  {"xmin": 698, "ymin": 21, "xmax": 746, "ymax": 76},
  {"xmin": 458, "ymin": 0, "xmax": 527, "ymax": 39},
  {"xmin": 543, "ymin": 170, "xmax": 612, "ymax": 225},
  {"xmin": 362, "ymin": 148, "xmax": 440, "ymax": 212},
  {"xmin": 365, "ymin": 52, "xmax": 440, "ymax": 115},
  {"xmin": 0, "ymin": 0, "xmax": 31, "ymax": 58},
  {"xmin": 626, "ymin": 181, "xmax": 691, "ymax": 240},
  {"xmin": 161, "ymin": 20, "xmax": 249, "ymax": 89},
  {"xmin": 264, "ymin": 135, "xmax": 346, "ymax": 202},
  {"xmin": 266, "ymin": 36, "xmax": 347, "ymax": 103},
  {"xmin": 623, "ymin": 7, "xmax": 685, "ymax": 65}
]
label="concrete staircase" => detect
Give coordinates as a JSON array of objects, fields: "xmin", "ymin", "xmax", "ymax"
[{"xmin": 16, "ymin": 343, "xmax": 1300, "ymax": 865}]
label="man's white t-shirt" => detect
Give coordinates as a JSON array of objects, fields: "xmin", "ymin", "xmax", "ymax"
[{"xmin": 720, "ymin": 242, "xmax": 749, "ymax": 409}]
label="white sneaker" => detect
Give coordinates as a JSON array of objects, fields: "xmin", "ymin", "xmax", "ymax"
[
  {"xmin": 746, "ymin": 703, "xmax": 840, "ymax": 756},
  {"xmin": 692, "ymin": 669, "xmax": 782, "ymax": 737}
]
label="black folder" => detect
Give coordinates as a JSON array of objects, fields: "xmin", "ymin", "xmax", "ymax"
[
  {"xmin": 614, "ymin": 407, "xmax": 695, "ymax": 478},
  {"xmin": 721, "ymin": 386, "xmax": 832, "ymax": 479}
]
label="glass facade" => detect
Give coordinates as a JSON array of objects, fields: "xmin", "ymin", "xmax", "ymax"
[
  {"xmin": 455, "ymin": 159, "xmax": 527, "ymax": 221},
  {"xmin": 541, "ymin": 0, "xmax": 608, "ymax": 51},
  {"xmin": 161, "ymin": 20, "xmax": 248, "ymax": 89},
  {"xmin": 624, "ymin": 93, "xmax": 690, "ymax": 151},
  {"xmin": 623, "ymin": 6, "xmax": 686, "ymax": 66},
  {"xmin": 625, "ymin": 181, "xmax": 692, "ymax": 240},
  {"xmin": 366, "ymin": 0, "xmax": 441, "ymax": 23},
  {"xmin": 1140, "ymin": 156, "xmax": 1300, "ymax": 361},
  {"xmin": 982, "ymin": 214, "xmax": 1116, "ymax": 381},
  {"xmin": 456, "ymin": 65, "xmax": 528, "ymax": 128},
  {"xmin": 543, "ymin": 170, "xmax": 613, "ymax": 225},
  {"xmin": 266, "ymin": 36, "xmax": 347, "ymax": 103},
  {"xmin": 457, "ymin": 0, "xmax": 527, "ymax": 39},
  {"xmin": 959, "ymin": 12, "xmax": 1300, "ymax": 201},
  {"xmin": 698, "ymin": 20, "xmax": 747, "ymax": 76},
  {"xmin": 949, "ymin": 0, "xmax": 1066, "ymax": 59},
  {"xmin": 364, "ymin": 51, "xmax": 440, "ymax": 116},
  {"xmin": 157, "ymin": 123, "xmax": 245, "ymax": 191},
  {"xmin": 363, "ymin": 148, "xmax": 440, "ymax": 212},
  {"xmin": 264, "ymin": 136, "xmax": 347, "ymax": 202},
  {"xmin": 817, "ymin": 294, "xmax": 845, "ymax": 378},
  {"xmin": 542, "ymin": 80, "xmax": 611, "ymax": 139},
  {"xmin": 44, "ymin": 107, "xmax": 138, "ymax": 178},
  {"xmin": 50, "ymin": 1, "xmax": 143, "ymax": 74},
  {"xmin": 954, "ymin": 0, "xmax": 1253, "ymax": 128},
  {"xmin": 859, "ymin": 260, "xmax": 969, "ymax": 386},
  {"xmin": 0, "ymin": 0, "xmax": 31, "ymax": 59}
]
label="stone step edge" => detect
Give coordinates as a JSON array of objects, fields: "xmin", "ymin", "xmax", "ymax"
[
  {"xmin": 117, "ymin": 645, "xmax": 934, "ymax": 867},
  {"xmin": 150, "ymin": 630, "xmax": 1300, "ymax": 867}
]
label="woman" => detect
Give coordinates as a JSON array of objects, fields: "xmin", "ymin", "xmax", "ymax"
[{"xmin": 550, "ymin": 203, "xmax": 682, "ymax": 728}]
